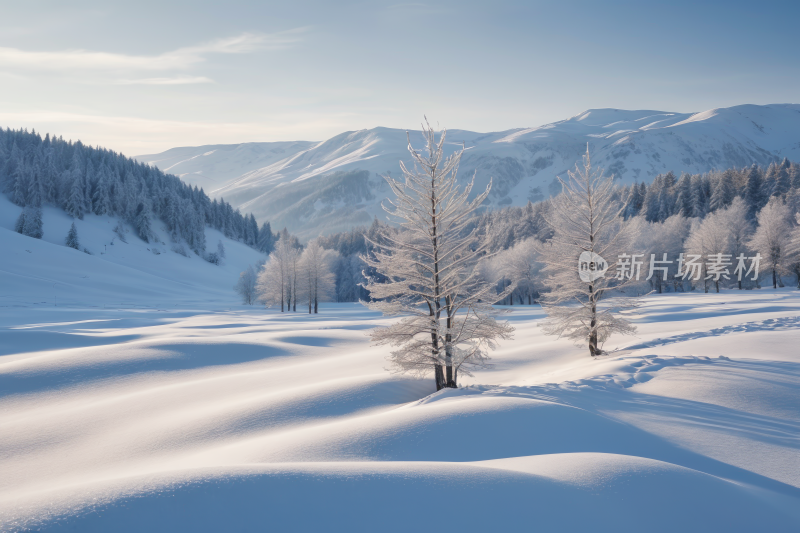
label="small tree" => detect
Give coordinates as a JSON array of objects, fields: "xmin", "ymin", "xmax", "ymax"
[
  {"xmin": 537, "ymin": 146, "xmax": 639, "ymax": 357},
  {"xmin": 235, "ymin": 265, "xmax": 258, "ymax": 305},
  {"xmin": 257, "ymin": 233, "xmax": 298, "ymax": 312},
  {"xmin": 749, "ymin": 197, "xmax": 792, "ymax": 288},
  {"xmin": 719, "ymin": 197, "xmax": 753, "ymax": 290},
  {"xmin": 363, "ymin": 121, "xmax": 513, "ymax": 390},
  {"xmin": 65, "ymin": 222, "xmax": 80, "ymax": 250},
  {"xmin": 786, "ymin": 213, "xmax": 800, "ymax": 289},
  {"xmin": 22, "ymin": 207, "xmax": 44, "ymax": 239},
  {"xmin": 299, "ymin": 239, "xmax": 337, "ymax": 313},
  {"xmin": 14, "ymin": 210, "xmax": 26, "ymax": 234},
  {"xmin": 684, "ymin": 210, "xmax": 731, "ymax": 293}
]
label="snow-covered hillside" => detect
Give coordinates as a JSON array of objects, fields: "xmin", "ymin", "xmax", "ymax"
[
  {"xmin": 136, "ymin": 104, "xmax": 800, "ymax": 237},
  {"xmin": 0, "ymin": 194, "xmax": 266, "ymax": 308},
  {"xmin": 135, "ymin": 141, "xmax": 315, "ymax": 194},
  {"xmin": 1, "ymin": 290, "xmax": 799, "ymax": 531}
]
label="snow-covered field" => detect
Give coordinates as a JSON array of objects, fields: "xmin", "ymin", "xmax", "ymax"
[{"xmin": 1, "ymin": 286, "xmax": 799, "ymax": 531}]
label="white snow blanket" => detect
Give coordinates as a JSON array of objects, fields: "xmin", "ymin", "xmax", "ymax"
[{"xmin": 1, "ymin": 201, "xmax": 799, "ymax": 531}]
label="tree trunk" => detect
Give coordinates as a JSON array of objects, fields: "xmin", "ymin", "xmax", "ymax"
[
  {"xmin": 588, "ymin": 283, "xmax": 599, "ymax": 356},
  {"xmin": 773, "ymin": 268, "xmax": 777, "ymax": 289},
  {"xmin": 444, "ymin": 295, "xmax": 456, "ymax": 388},
  {"xmin": 314, "ymin": 296, "xmax": 318, "ymax": 314},
  {"xmin": 434, "ymin": 364, "xmax": 445, "ymax": 391},
  {"xmin": 715, "ymin": 280, "xmax": 719, "ymax": 293}
]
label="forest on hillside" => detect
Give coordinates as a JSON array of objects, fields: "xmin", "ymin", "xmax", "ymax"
[{"xmin": 0, "ymin": 128, "xmax": 278, "ymax": 259}]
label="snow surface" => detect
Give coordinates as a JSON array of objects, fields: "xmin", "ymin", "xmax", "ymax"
[
  {"xmin": 1, "ymin": 207, "xmax": 799, "ymax": 530},
  {"xmin": 0, "ymin": 195, "xmax": 266, "ymax": 309},
  {"xmin": 135, "ymin": 104, "xmax": 800, "ymax": 237}
]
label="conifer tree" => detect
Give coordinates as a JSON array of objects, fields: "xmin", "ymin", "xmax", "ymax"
[
  {"xmin": 65, "ymin": 222, "xmax": 80, "ymax": 250},
  {"xmin": 92, "ymin": 174, "xmax": 109, "ymax": 215},
  {"xmin": 134, "ymin": 202, "xmax": 153, "ymax": 242},
  {"xmin": 22, "ymin": 206, "xmax": 44, "ymax": 239},
  {"xmin": 744, "ymin": 166, "xmax": 766, "ymax": 220},
  {"xmin": 65, "ymin": 174, "xmax": 85, "ymax": 219},
  {"xmin": 14, "ymin": 210, "xmax": 26, "ymax": 234}
]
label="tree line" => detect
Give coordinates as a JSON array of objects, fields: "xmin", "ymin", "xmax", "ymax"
[{"xmin": 0, "ymin": 127, "xmax": 279, "ymax": 257}]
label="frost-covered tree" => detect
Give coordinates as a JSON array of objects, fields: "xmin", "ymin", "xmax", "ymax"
[
  {"xmin": 491, "ymin": 238, "xmax": 542, "ymax": 304},
  {"xmin": 538, "ymin": 147, "xmax": 639, "ymax": 357},
  {"xmin": 684, "ymin": 210, "xmax": 731, "ymax": 293},
  {"xmin": 786, "ymin": 213, "xmax": 800, "ymax": 289},
  {"xmin": 14, "ymin": 210, "xmax": 26, "ymax": 234},
  {"xmin": 749, "ymin": 197, "xmax": 793, "ymax": 289},
  {"xmin": 299, "ymin": 239, "xmax": 337, "ymax": 313},
  {"xmin": 92, "ymin": 174, "xmax": 109, "ymax": 215},
  {"xmin": 22, "ymin": 206, "xmax": 44, "ymax": 239},
  {"xmin": 632, "ymin": 214, "xmax": 690, "ymax": 293},
  {"xmin": 65, "ymin": 174, "xmax": 85, "ymax": 219},
  {"xmin": 363, "ymin": 121, "xmax": 513, "ymax": 390},
  {"xmin": 235, "ymin": 265, "xmax": 258, "ymax": 305},
  {"xmin": 718, "ymin": 197, "xmax": 753, "ymax": 289},
  {"xmin": 65, "ymin": 222, "xmax": 80, "ymax": 250},
  {"xmin": 257, "ymin": 233, "xmax": 299, "ymax": 312},
  {"xmin": 134, "ymin": 202, "xmax": 154, "ymax": 243},
  {"xmin": 744, "ymin": 166, "xmax": 767, "ymax": 220}
]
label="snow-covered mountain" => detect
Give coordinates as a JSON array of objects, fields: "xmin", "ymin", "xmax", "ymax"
[{"xmin": 136, "ymin": 104, "xmax": 800, "ymax": 238}]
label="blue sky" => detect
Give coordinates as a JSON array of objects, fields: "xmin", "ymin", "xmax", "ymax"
[{"xmin": 0, "ymin": 0, "xmax": 797, "ymax": 155}]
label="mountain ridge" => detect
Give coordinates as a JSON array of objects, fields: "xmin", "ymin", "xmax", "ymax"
[{"xmin": 136, "ymin": 103, "xmax": 800, "ymax": 237}]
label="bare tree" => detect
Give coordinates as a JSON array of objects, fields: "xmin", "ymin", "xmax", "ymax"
[
  {"xmin": 235, "ymin": 265, "xmax": 258, "ymax": 305},
  {"xmin": 363, "ymin": 120, "xmax": 513, "ymax": 390},
  {"xmin": 537, "ymin": 146, "xmax": 639, "ymax": 357},
  {"xmin": 749, "ymin": 197, "xmax": 793, "ymax": 289}
]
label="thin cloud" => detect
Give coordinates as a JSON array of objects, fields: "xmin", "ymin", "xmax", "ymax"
[
  {"xmin": 0, "ymin": 29, "xmax": 305, "ymax": 72},
  {"xmin": 114, "ymin": 76, "xmax": 214, "ymax": 85}
]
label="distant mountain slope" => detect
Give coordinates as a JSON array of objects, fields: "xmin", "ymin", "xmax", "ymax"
[
  {"xmin": 136, "ymin": 104, "xmax": 800, "ymax": 237},
  {"xmin": 136, "ymin": 141, "xmax": 316, "ymax": 194}
]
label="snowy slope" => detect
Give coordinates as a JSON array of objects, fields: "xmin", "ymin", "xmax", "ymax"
[
  {"xmin": 136, "ymin": 104, "xmax": 800, "ymax": 237},
  {"xmin": 135, "ymin": 141, "xmax": 315, "ymax": 194},
  {"xmin": 1, "ymin": 289, "xmax": 799, "ymax": 531},
  {"xmin": 0, "ymin": 195, "xmax": 266, "ymax": 308}
]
